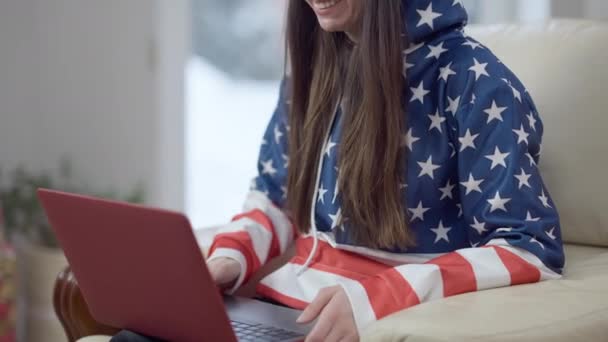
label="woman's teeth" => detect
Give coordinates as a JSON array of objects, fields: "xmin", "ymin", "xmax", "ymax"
[{"xmin": 316, "ymin": 0, "xmax": 341, "ymax": 10}]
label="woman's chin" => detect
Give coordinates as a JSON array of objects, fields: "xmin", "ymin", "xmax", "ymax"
[{"xmin": 317, "ymin": 19, "xmax": 348, "ymax": 32}]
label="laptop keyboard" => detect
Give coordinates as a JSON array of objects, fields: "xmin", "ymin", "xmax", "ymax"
[{"xmin": 231, "ymin": 320, "xmax": 303, "ymax": 341}]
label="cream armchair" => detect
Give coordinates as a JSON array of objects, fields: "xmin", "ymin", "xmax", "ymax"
[{"xmin": 64, "ymin": 19, "xmax": 608, "ymax": 342}]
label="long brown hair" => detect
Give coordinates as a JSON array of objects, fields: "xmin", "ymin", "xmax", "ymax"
[{"xmin": 285, "ymin": 0, "xmax": 414, "ymax": 249}]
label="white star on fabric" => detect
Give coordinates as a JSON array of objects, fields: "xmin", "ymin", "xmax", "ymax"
[
  {"xmin": 462, "ymin": 40, "xmax": 482, "ymax": 50},
  {"xmin": 431, "ymin": 220, "xmax": 452, "ymax": 243},
  {"xmin": 460, "ymin": 173, "xmax": 484, "ymax": 195},
  {"xmin": 332, "ymin": 170, "xmax": 340, "ymax": 204},
  {"xmin": 439, "ymin": 180, "xmax": 455, "ymax": 200},
  {"xmin": 325, "ymin": 140, "xmax": 337, "ymax": 157},
  {"xmin": 428, "ymin": 111, "xmax": 446, "ymax": 132},
  {"xmin": 485, "ymin": 146, "xmax": 510, "ymax": 170},
  {"xmin": 530, "ymin": 236, "xmax": 545, "ymax": 250},
  {"xmin": 458, "ymin": 129, "xmax": 479, "ymax": 152},
  {"xmin": 402, "ymin": 128, "xmax": 420, "ymax": 151},
  {"xmin": 274, "ymin": 125, "xmax": 283, "ymax": 144},
  {"xmin": 438, "ymin": 62, "xmax": 457, "ymax": 82},
  {"xmin": 484, "ymin": 100, "xmax": 507, "ymax": 123},
  {"xmin": 446, "ymin": 96, "xmax": 461, "ymax": 116},
  {"xmin": 332, "ymin": 183, "xmax": 339, "ymax": 204},
  {"xmin": 469, "ymin": 58, "xmax": 490, "ymax": 81},
  {"xmin": 318, "ymin": 185, "xmax": 328, "ymax": 204},
  {"xmin": 262, "ymin": 138, "xmax": 268, "ymax": 146},
  {"xmin": 470, "ymin": 241, "xmax": 480, "ymax": 247},
  {"xmin": 417, "ymin": 155, "xmax": 441, "ymax": 179},
  {"xmin": 502, "ymin": 78, "xmax": 522, "ymax": 102},
  {"xmin": 408, "ymin": 201, "xmax": 430, "ymax": 222},
  {"xmin": 487, "ymin": 192, "xmax": 511, "ymax": 213},
  {"xmin": 546, "ymin": 227, "xmax": 557, "ymax": 240},
  {"xmin": 282, "ymin": 153, "xmax": 289, "ymax": 168},
  {"xmin": 527, "ymin": 112, "xmax": 538, "ymax": 131},
  {"xmin": 448, "ymin": 142, "xmax": 456, "ymax": 158},
  {"xmin": 470, "ymin": 217, "xmax": 488, "ymax": 235},
  {"xmin": 453, "ymin": 0, "xmax": 464, "ymax": 7},
  {"xmin": 410, "ymin": 82, "xmax": 430, "ymax": 104},
  {"xmin": 539, "ymin": 189, "xmax": 552, "ymax": 208},
  {"xmin": 426, "ymin": 42, "xmax": 448, "ymax": 60},
  {"xmin": 456, "ymin": 203, "xmax": 463, "ymax": 217},
  {"xmin": 470, "ymin": 93, "xmax": 477, "ymax": 105},
  {"xmin": 281, "ymin": 185, "xmax": 287, "ymax": 199},
  {"xmin": 404, "ymin": 42, "xmax": 425, "ymax": 54},
  {"xmin": 514, "ymin": 168, "xmax": 532, "ymax": 189},
  {"xmin": 525, "ymin": 211, "xmax": 540, "ymax": 222},
  {"xmin": 512, "ymin": 124, "xmax": 530, "ymax": 145},
  {"xmin": 261, "ymin": 159, "xmax": 277, "ymax": 176},
  {"xmin": 328, "ymin": 208, "xmax": 341, "ymax": 229},
  {"xmin": 526, "ymin": 152, "xmax": 537, "ymax": 167},
  {"xmin": 403, "ymin": 56, "xmax": 415, "ymax": 75},
  {"xmin": 496, "ymin": 228, "xmax": 514, "ymax": 233},
  {"xmin": 416, "ymin": 3, "xmax": 443, "ymax": 30}
]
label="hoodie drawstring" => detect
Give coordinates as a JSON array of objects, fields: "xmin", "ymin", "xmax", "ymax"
[{"xmin": 297, "ymin": 99, "xmax": 341, "ymax": 276}]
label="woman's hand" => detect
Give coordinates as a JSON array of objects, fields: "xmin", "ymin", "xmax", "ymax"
[
  {"xmin": 297, "ymin": 285, "xmax": 359, "ymax": 342},
  {"xmin": 207, "ymin": 257, "xmax": 241, "ymax": 289}
]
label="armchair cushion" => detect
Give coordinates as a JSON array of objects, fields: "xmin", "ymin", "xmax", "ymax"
[
  {"xmin": 77, "ymin": 337, "xmax": 111, "ymax": 342},
  {"xmin": 363, "ymin": 244, "xmax": 608, "ymax": 342}
]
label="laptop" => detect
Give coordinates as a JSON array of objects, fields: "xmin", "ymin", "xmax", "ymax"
[{"xmin": 38, "ymin": 189, "xmax": 311, "ymax": 342}]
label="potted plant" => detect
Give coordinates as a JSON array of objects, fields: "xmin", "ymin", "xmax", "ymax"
[{"xmin": 0, "ymin": 160, "xmax": 144, "ymax": 342}]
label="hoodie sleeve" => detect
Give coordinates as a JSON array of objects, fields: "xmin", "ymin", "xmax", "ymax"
[
  {"xmin": 340, "ymin": 78, "xmax": 565, "ymax": 332},
  {"xmin": 207, "ymin": 78, "xmax": 296, "ymax": 293}
]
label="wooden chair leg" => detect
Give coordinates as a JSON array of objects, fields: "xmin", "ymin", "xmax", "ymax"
[{"xmin": 54, "ymin": 266, "xmax": 120, "ymax": 341}]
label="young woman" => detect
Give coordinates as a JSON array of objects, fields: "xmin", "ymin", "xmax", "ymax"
[{"xmin": 113, "ymin": 0, "xmax": 564, "ymax": 341}]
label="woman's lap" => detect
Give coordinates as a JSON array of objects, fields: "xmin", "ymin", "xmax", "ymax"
[{"xmin": 110, "ymin": 330, "xmax": 165, "ymax": 342}]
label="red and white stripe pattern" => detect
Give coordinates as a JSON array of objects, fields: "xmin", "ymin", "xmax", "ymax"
[
  {"xmin": 208, "ymin": 192, "xmax": 561, "ymax": 332},
  {"xmin": 253, "ymin": 237, "xmax": 561, "ymax": 333},
  {"xmin": 207, "ymin": 191, "xmax": 295, "ymax": 293}
]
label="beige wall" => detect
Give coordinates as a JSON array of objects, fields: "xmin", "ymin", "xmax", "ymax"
[
  {"xmin": 472, "ymin": 0, "xmax": 607, "ymax": 23},
  {"xmin": 0, "ymin": 0, "xmax": 187, "ymax": 210},
  {"xmin": 553, "ymin": 0, "xmax": 608, "ymax": 20},
  {"xmin": 584, "ymin": 0, "xmax": 608, "ymax": 20}
]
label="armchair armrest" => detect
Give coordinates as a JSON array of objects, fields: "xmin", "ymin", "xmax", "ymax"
[{"xmin": 53, "ymin": 266, "xmax": 120, "ymax": 341}]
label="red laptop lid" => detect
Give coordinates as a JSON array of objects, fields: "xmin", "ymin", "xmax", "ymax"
[{"xmin": 38, "ymin": 188, "xmax": 236, "ymax": 342}]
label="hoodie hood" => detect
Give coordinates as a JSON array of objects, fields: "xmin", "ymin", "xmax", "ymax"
[{"xmin": 402, "ymin": 0, "xmax": 469, "ymax": 44}]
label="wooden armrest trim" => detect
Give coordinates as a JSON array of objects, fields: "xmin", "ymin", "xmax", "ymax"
[{"xmin": 54, "ymin": 266, "xmax": 120, "ymax": 341}]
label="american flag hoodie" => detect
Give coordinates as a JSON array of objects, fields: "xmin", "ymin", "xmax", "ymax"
[{"xmin": 208, "ymin": 0, "xmax": 565, "ymax": 333}]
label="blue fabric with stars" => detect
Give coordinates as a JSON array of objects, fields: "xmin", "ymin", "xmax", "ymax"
[{"xmin": 251, "ymin": 0, "xmax": 564, "ymax": 274}]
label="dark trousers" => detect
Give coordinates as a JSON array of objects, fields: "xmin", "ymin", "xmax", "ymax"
[{"xmin": 110, "ymin": 330, "xmax": 165, "ymax": 342}]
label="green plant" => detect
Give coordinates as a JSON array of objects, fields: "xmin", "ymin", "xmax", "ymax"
[{"xmin": 0, "ymin": 159, "xmax": 145, "ymax": 248}]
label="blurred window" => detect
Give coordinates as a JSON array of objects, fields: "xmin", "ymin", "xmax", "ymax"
[{"xmin": 187, "ymin": 0, "xmax": 284, "ymax": 227}]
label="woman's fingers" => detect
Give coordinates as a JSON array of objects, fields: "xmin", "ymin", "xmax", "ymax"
[
  {"xmin": 297, "ymin": 286, "xmax": 339, "ymax": 323},
  {"xmin": 304, "ymin": 286, "xmax": 360, "ymax": 342},
  {"xmin": 207, "ymin": 257, "xmax": 240, "ymax": 287},
  {"xmin": 303, "ymin": 295, "xmax": 338, "ymax": 342},
  {"xmin": 324, "ymin": 325, "xmax": 351, "ymax": 342}
]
